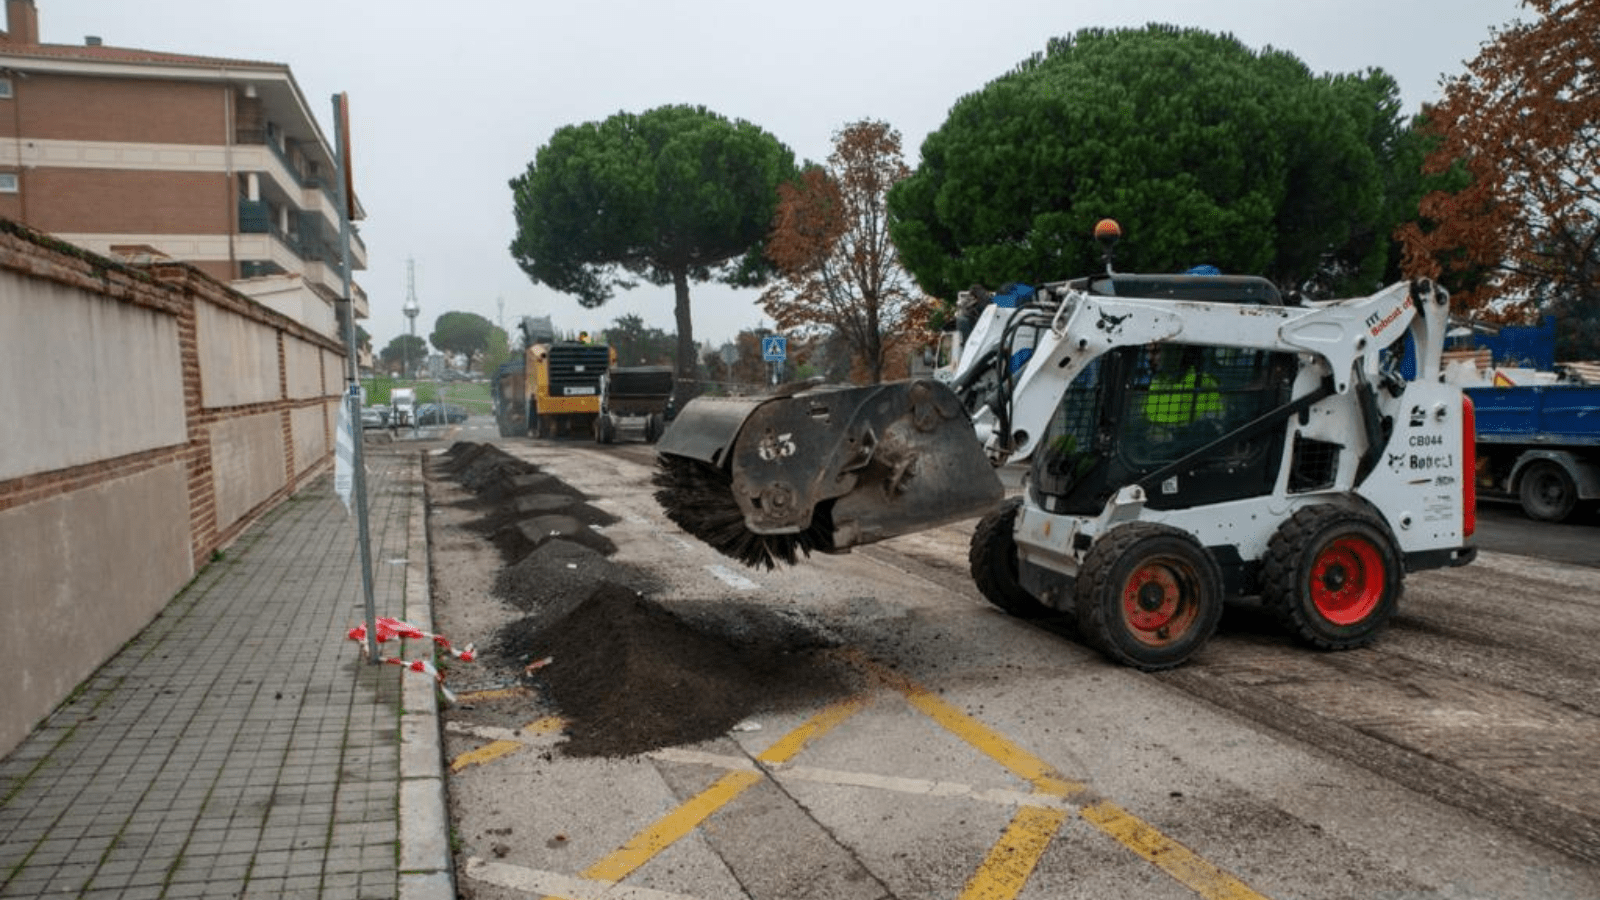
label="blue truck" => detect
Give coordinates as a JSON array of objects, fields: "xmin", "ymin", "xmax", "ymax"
[{"xmin": 1466, "ymin": 380, "xmax": 1600, "ymax": 522}]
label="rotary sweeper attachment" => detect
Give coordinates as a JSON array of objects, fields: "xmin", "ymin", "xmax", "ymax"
[{"xmin": 652, "ymin": 379, "xmax": 1004, "ymax": 569}]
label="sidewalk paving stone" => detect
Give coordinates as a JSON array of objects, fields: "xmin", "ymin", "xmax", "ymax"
[{"xmin": 0, "ymin": 447, "xmax": 452, "ymax": 899}]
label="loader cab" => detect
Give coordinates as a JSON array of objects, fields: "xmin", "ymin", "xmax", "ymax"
[{"xmin": 1030, "ymin": 341, "xmax": 1298, "ymax": 514}]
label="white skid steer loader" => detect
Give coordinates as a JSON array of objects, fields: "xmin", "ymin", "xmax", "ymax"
[{"xmin": 652, "ymin": 225, "xmax": 1477, "ymax": 670}]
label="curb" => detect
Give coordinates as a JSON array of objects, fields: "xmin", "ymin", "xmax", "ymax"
[{"xmin": 398, "ymin": 450, "xmax": 455, "ymax": 900}]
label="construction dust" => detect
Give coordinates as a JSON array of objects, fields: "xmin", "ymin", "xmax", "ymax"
[{"xmin": 430, "ymin": 442, "xmax": 861, "ymax": 758}]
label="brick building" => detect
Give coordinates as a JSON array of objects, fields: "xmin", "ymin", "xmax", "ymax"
[{"xmin": 0, "ymin": 0, "xmax": 367, "ymax": 337}]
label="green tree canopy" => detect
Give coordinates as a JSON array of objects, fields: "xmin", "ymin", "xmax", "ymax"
[
  {"xmin": 478, "ymin": 326, "xmax": 512, "ymax": 377},
  {"xmin": 379, "ymin": 334, "xmax": 428, "ymax": 376},
  {"xmin": 428, "ymin": 311, "xmax": 496, "ymax": 370},
  {"xmin": 604, "ymin": 313, "xmax": 675, "ymax": 366},
  {"xmin": 509, "ymin": 104, "xmax": 796, "ymax": 401},
  {"xmin": 888, "ymin": 24, "xmax": 1411, "ymax": 300}
]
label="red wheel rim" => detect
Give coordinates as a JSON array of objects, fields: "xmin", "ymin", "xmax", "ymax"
[
  {"xmin": 1310, "ymin": 536, "xmax": 1384, "ymax": 625},
  {"xmin": 1121, "ymin": 560, "xmax": 1200, "ymax": 647}
]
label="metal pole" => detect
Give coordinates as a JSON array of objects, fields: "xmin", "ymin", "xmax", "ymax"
[{"xmin": 332, "ymin": 93, "xmax": 380, "ymax": 663}]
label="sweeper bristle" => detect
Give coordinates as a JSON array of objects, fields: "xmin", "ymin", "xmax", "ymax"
[{"xmin": 651, "ymin": 454, "xmax": 832, "ymax": 570}]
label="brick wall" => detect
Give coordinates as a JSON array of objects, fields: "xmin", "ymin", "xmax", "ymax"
[
  {"xmin": 0, "ymin": 74, "xmax": 228, "ymax": 144},
  {"xmin": 0, "ymin": 218, "xmax": 346, "ymax": 755},
  {"xmin": 20, "ymin": 168, "xmax": 231, "ymax": 235}
]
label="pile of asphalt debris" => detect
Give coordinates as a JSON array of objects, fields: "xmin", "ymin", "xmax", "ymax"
[{"xmin": 429, "ymin": 442, "xmax": 860, "ymax": 758}]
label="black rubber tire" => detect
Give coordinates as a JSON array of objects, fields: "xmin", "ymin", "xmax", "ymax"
[
  {"xmin": 1260, "ymin": 505, "xmax": 1402, "ymax": 650},
  {"xmin": 595, "ymin": 415, "xmax": 616, "ymax": 444},
  {"xmin": 644, "ymin": 413, "xmax": 664, "ymax": 444},
  {"xmin": 1518, "ymin": 460, "xmax": 1577, "ymax": 523},
  {"xmin": 1072, "ymin": 523, "xmax": 1223, "ymax": 671},
  {"xmin": 969, "ymin": 498, "xmax": 1049, "ymax": 618}
]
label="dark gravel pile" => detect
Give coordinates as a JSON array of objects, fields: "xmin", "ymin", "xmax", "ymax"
[
  {"xmin": 491, "ymin": 583, "xmax": 858, "ymax": 758},
  {"xmin": 434, "ymin": 442, "xmax": 861, "ymax": 758},
  {"xmin": 492, "ymin": 539, "xmax": 643, "ymax": 616}
]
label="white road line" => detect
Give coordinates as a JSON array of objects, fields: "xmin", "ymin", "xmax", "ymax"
[
  {"xmin": 647, "ymin": 747, "xmax": 758, "ymax": 770},
  {"xmin": 445, "ymin": 721, "xmax": 522, "ymax": 742},
  {"xmin": 706, "ymin": 564, "xmax": 758, "ymax": 590},
  {"xmin": 444, "ymin": 720, "xmax": 563, "ymax": 746},
  {"xmin": 463, "ymin": 858, "xmax": 708, "ymax": 900},
  {"xmin": 645, "ymin": 748, "xmax": 1065, "ymax": 811}
]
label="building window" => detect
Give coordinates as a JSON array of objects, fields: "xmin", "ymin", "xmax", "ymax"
[
  {"xmin": 0, "ymin": 173, "xmax": 17, "ymax": 193},
  {"xmin": 0, "ymin": 78, "xmax": 12, "ymax": 99}
]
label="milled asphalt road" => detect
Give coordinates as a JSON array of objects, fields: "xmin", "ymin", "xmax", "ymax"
[{"xmin": 0, "ymin": 442, "xmax": 454, "ymax": 900}]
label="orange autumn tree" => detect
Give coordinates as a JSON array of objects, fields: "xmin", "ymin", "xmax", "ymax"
[
  {"xmin": 760, "ymin": 120, "xmax": 935, "ymax": 384},
  {"xmin": 1398, "ymin": 0, "xmax": 1599, "ymax": 354}
]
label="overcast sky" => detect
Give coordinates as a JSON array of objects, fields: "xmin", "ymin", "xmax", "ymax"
[{"xmin": 39, "ymin": 0, "xmax": 1526, "ymax": 352}]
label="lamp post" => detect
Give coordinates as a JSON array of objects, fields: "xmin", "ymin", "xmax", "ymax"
[{"xmin": 402, "ymin": 294, "xmax": 420, "ymax": 379}]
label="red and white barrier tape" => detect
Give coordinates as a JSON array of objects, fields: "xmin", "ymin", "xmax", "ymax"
[
  {"xmin": 381, "ymin": 655, "xmax": 458, "ymax": 704},
  {"xmin": 346, "ymin": 616, "xmax": 475, "ymax": 703},
  {"xmin": 346, "ymin": 616, "xmax": 476, "ymax": 660}
]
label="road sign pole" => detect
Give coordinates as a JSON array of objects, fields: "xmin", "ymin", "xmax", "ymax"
[{"xmin": 332, "ymin": 93, "xmax": 379, "ymax": 663}]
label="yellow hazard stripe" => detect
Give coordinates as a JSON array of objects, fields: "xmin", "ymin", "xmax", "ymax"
[
  {"xmin": 449, "ymin": 739, "xmax": 521, "ymax": 773},
  {"xmin": 553, "ymin": 695, "xmax": 867, "ymax": 896},
  {"xmin": 455, "ymin": 686, "xmax": 530, "ymax": 703},
  {"xmin": 755, "ymin": 694, "xmax": 868, "ymax": 764},
  {"xmin": 448, "ymin": 716, "xmax": 565, "ymax": 773},
  {"xmin": 1080, "ymin": 800, "xmax": 1272, "ymax": 900},
  {"xmin": 579, "ymin": 768, "xmax": 764, "ymax": 884},
  {"xmin": 957, "ymin": 805, "xmax": 1070, "ymax": 900},
  {"xmin": 862, "ymin": 656, "xmax": 1271, "ymax": 900},
  {"xmin": 861, "ymin": 657, "xmax": 1085, "ymax": 799}
]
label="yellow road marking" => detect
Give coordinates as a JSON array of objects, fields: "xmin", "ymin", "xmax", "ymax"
[
  {"xmin": 450, "ymin": 739, "xmax": 522, "ymax": 773},
  {"xmin": 471, "ymin": 655, "xmax": 1271, "ymax": 900},
  {"xmin": 860, "ymin": 655, "xmax": 1272, "ymax": 900},
  {"xmin": 449, "ymin": 716, "xmax": 565, "ymax": 773},
  {"xmin": 548, "ymin": 696, "xmax": 867, "ymax": 898},
  {"xmin": 755, "ymin": 694, "xmax": 868, "ymax": 764},
  {"xmin": 861, "ymin": 657, "xmax": 1085, "ymax": 799},
  {"xmin": 456, "ymin": 686, "xmax": 531, "ymax": 703},
  {"xmin": 958, "ymin": 805, "xmax": 1070, "ymax": 900},
  {"xmin": 1080, "ymin": 800, "xmax": 1272, "ymax": 900},
  {"xmin": 580, "ymin": 769, "xmax": 764, "ymax": 884}
]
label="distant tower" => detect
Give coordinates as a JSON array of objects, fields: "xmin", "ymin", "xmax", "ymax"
[
  {"xmin": 497, "ymin": 296, "xmax": 505, "ymax": 333},
  {"xmin": 402, "ymin": 260, "xmax": 420, "ymax": 379}
]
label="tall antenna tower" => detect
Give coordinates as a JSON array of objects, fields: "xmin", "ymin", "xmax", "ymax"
[{"xmin": 401, "ymin": 259, "xmax": 421, "ymax": 378}]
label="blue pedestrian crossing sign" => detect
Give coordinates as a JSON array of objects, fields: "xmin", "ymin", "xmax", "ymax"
[{"xmin": 761, "ymin": 335, "xmax": 787, "ymax": 362}]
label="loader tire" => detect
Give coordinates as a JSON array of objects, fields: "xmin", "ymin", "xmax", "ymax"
[
  {"xmin": 1073, "ymin": 523, "xmax": 1222, "ymax": 671},
  {"xmin": 1261, "ymin": 505, "xmax": 1401, "ymax": 650},
  {"xmin": 970, "ymin": 498, "xmax": 1048, "ymax": 618},
  {"xmin": 595, "ymin": 414, "xmax": 616, "ymax": 444}
]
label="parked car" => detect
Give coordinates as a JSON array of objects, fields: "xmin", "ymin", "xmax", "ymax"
[
  {"xmin": 360, "ymin": 405, "xmax": 390, "ymax": 429},
  {"xmin": 416, "ymin": 403, "xmax": 469, "ymax": 425}
]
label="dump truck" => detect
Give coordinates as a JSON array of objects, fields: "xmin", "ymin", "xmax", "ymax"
[
  {"xmin": 594, "ymin": 365, "xmax": 674, "ymax": 444},
  {"xmin": 653, "ymin": 222, "xmax": 1477, "ymax": 670}
]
